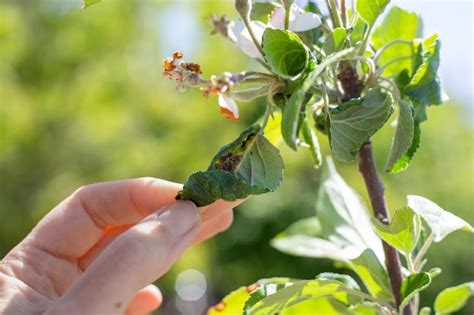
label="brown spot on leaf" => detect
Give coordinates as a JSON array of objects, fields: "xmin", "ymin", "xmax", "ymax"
[
  {"xmin": 115, "ymin": 302, "xmax": 122, "ymax": 309},
  {"xmin": 217, "ymin": 152, "xmax": 242, "ymax": 172}
]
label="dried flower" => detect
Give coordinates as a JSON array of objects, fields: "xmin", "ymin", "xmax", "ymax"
[
  {"xmin": 162, "ymin": 52, "xmax": 203, "ymax": 92},
  {"xmin": 209, "ymin": 14, "xmax": 237, "ymax": 42}
]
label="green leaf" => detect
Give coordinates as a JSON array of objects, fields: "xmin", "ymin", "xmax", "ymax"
[
  {"xmin": 405, "ymin": 33, "xmax": 445, "ymax": 108},
  {"xmin": 316, "ymin": 273, "xmax": 361, "ymax": 291},
  {"xmin": 324, "ymin": 27, "xmax": 348, "ymax": 54},
  {"xmin": 407, "ymin": 195, "xmax": 473, "ymax": 242},
  {"xmin": 262, "ymin": 29, "xmax": 309, "ymax": 79},
  {"xmin": 350, "ymin": 249, "xmax": 394, "ymax": 302},
  {"xmin": 301, "ymin": 119, "xmax": 322, "ymax": 168},
  {"xmin": 329, "ymin": 88, "xmax": 394, "ymax": 162},
  {"xmin": 283, "ymin": 298, "xmax": 350, "ymax": 314},
  {"xmin": 250, "ymin": 2, "xmax": 277, "ymax": 22},
  {"xmin": 371, "ymin": 207, "xmax": 421, "ymax": 254},
  {"xmin": 372, "ymin": 7, "xmax": 422, "ymax": 76},
  {"xmin": 177, "ymin": 125, "xmax": 284, "ymax": 206},
  {"xmin": 245, "ymin": 280, "xmax": 361, "ymax": 315},
  {"xmin": 262, "ymin": 111, "xmax": 283, "ymax": 146},
  {"xmin": 385, "ymin": 100, "xmax": 415, "ymax": 173},
  {"xmin": 356, "ymin": 0, "xmax": 390, "ymax": 26},
  {"xmin": 349, "ymin": 302, "xmax": 388, "ymax": 315},
  {"xmin": 82, "ymin": 0, "xmax": 100, "ymax": 8},
  {"xmin": 315, "ymin": 157, "xmax": 383, "ymax": 260},
  {"xmin": 282, "ymin": 48, "xmax": 355, "ymax": 149},
  {"xmin": 434, "ymin": 282, "xmax": 474, "ymax": 314},
  {"xmin": 419, "ymin": 307, "xmax": 431, "ymax": 315},
  {"xmin": 399, "ymin": 272, "xmax": 431, "ymax": 312},
  {"xmin": 272, "ymin": 157, "xmax": 383, "ymax": 262},
  {"xmin": 208, "ymin": 286, "xmax": 251, "ymax": 315}
]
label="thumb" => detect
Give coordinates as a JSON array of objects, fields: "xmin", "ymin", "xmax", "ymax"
[{"xmin": 46, "ymin": 201, "xmax": 200, "ymax": 315}]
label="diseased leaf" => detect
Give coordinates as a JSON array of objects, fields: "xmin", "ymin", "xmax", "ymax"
[
  {"xmin": 399, "ymin": 272, "xmax": 431, "ymax": 312},
  {"xmin": 301, "ymin": 119, "xmax": 322, "ymax": 168},
  {"xmin": 371, "ymin": 207, "xmax": 421, "ymax": 255},
  {"xmin": 282, "ymin": 48, "xmax": 355, "ymax": 149},
  {"xmin": 245, "ymin": 280, "xmax": 361, "ymax": 315},
  {"xmin": 356, "ymin": 0, "xmax": 390, "ymax": 26},
  {"xmin": 350, "ymin": 249, "xmax": 394, "ymax": 302},
  {"xmin": 434, "ymin": 282, "xmax": 474, "ymax": 314},
  {"xmin": 407, "ymin": 195, "xmax": 473, "ymax": 242},
  {"xmin": 208, "ymin": 286, "xmax": 251, "ymax": 315},
  {"xmin": 385, "ymin": 100, "xmax": 415, "ymax": 173},
  {"xmin": 329, "ymin": 88, "xmax": 394, "ymax": 162},
  {"xmin": 82, "ymin": 0, "xmax": 100, "ymax": 8},
  {"xmin": 324, "ymin": 27, "xmax": 348, "ymax": 54},
  {"xmin": 372, "ymin": 7, "xmax": 422, "ymax": 76},
  {"xmin": 177, "ymin": 125, "xmax": 284, "ymax": 206},
  {"xmin": 262, "ymin": 29, "xmax": 309, "ymax": 79}
]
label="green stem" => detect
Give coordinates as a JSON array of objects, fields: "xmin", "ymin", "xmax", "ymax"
[
  {"xmin": 340, "ymin": 289, "xmax": 396, "ymax": 313},
  {"xmin": 374, "ymin": 39, "xmax": 414, "ymax": 63},
  {"xmin": 357, "ymin": 24, "xmax": 373, "ymax": 55},
  {"xmin": 242, "ymin": 19, "xmax": 272, "ymax": 72},
  {"xmin": 375, "ymin": 56, "xmax": 413, "ymax": 77},
  {"xmin": 284, "ymin": 3, "xmax": 290, "ymax": 30},
  {"xmin": 414, "ymin": 233, "xmax": 434, "ymax": 271},
  {"xmin": 407, "ymin": 254, "xmax": 415, "ymax": 273},
  {"xmin": 326, "ymin": 0, "xmax": 343, "ymax": 28}
]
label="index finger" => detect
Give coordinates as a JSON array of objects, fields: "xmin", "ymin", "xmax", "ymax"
[{"xmin": 24, "ymin": 177, "xmax": 181, "ymax": 259}]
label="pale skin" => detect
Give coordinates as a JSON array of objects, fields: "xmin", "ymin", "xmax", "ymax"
[{"xmin": 0, "ymin": 177, "xmax": 241, "ymax": 315}]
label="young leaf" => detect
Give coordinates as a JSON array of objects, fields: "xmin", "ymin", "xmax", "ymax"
[
  {"xmin": 301, "ymin": 119, "xmax": 322, "ymax": 168},
  {"xmin": 282, "ymin": 48, "xmax": 355, "ymax": 149},
  {"xmin": 399, "ymin": 272, "xmax": 431, "ymax": 312},
  {"xmin": 83, "ymin": 0, "xmax": 100, "ymax": 8},
  {"xmin": 405, "ymin": 33, "xmax": 444, "ymax": 109},
  {"xmin": 261, "ymin": 29, "xmax": 309, "ymax": 79},
  {"xmin": 350, "ymin": 249, "xmax": 394, "ymax": 302},
  {"xmin": 329, "ymin": 88, "xmax": 394, "ymax": 163},
  {"xmin": 434, "ymin": 282, "xmax": 474, "ymax": 314},
  {"xmin": 385, "ymin": 100, "xmax": 415, "ymax": 173},
  {"xmin": 356, "ymin": 0, "xmax": 390, "ymax": 26},
  {"xmin": 245, "ymin": 280, "xmax": 360, "ymax": 315},
  {"xmin": 177, "ymin": 125, "xmax": 284, "ymax": 206},
  {"xmin": 407, "ymin": 195, "xmax": 473, "ymax": 242},
  {"xmin": 349, "ymin": 302, "xmax": 388, "ymax": 315},
  {"xmin": 371, "ymin": 207, "xmax": 421, "ymax": 255},
  {"xmin": 316, "ymin": 273, "xmax": 361, "ymax": 291},
  {"xmin": 372, "ymin": 7, "xmax": 422, "ymax": 76},
  {"xmin": 262, "ymin": 111, "xmax": 283, "ymax": 146},
  {"xmin": 324, "ymin": 27, "xmax": 348, "ymax": 54},
  {"xmin": 208, "ymin": 286, "xmax": 252, "ymax": 315}
]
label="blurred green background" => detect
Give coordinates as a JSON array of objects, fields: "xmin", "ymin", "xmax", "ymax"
[{"xmin": 0, "ymin": 1, "xmax": 472, "ymax": 314}]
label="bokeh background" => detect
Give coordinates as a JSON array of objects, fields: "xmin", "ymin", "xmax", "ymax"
[{"xmin": 0, "ymin": 0, "xmax": 472, "ymax": 314}]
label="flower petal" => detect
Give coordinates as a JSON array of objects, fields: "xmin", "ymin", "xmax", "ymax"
[
  {"xmin": 268, "ymin": 6, "xmax": 286, "ymax": 29},
  {"xmin": 236, "ymin": 21, "xmax": 266, "ymax": 58},
  {"xmin": 290, "ymin": 5, "xmax": 322, "ymax": 32},
  {"xmin": 218, "ymin": 94, "xmax": 240, "ymax": 120}
]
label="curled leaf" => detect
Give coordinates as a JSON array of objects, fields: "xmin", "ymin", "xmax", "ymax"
[{"xmin": 177, "ymin": 125, "xmax": 284, "ymax": 206}]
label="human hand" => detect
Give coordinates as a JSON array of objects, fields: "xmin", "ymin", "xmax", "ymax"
[{"xmin": 0, "ymin": 177, "xmax": 241, "ymax": 315}]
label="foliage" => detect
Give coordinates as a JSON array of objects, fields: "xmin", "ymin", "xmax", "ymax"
[{"xmin": 1, "ymin": 0, "xmax": 472, "ymax": 314}]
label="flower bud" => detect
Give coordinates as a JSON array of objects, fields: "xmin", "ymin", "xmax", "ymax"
[{"xmin": 235, "ymin": 0, "xmax": 252, "ymax": 20}]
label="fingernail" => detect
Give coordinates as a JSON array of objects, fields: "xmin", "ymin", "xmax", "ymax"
[{"xmin": 156, "ymin": 201, "xmax": 200, "ymax": 237}]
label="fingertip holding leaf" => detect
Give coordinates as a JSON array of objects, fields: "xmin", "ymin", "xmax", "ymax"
[{"xmin": 177, "ymin": 125, "xmax": 284, "ymax": 206}]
